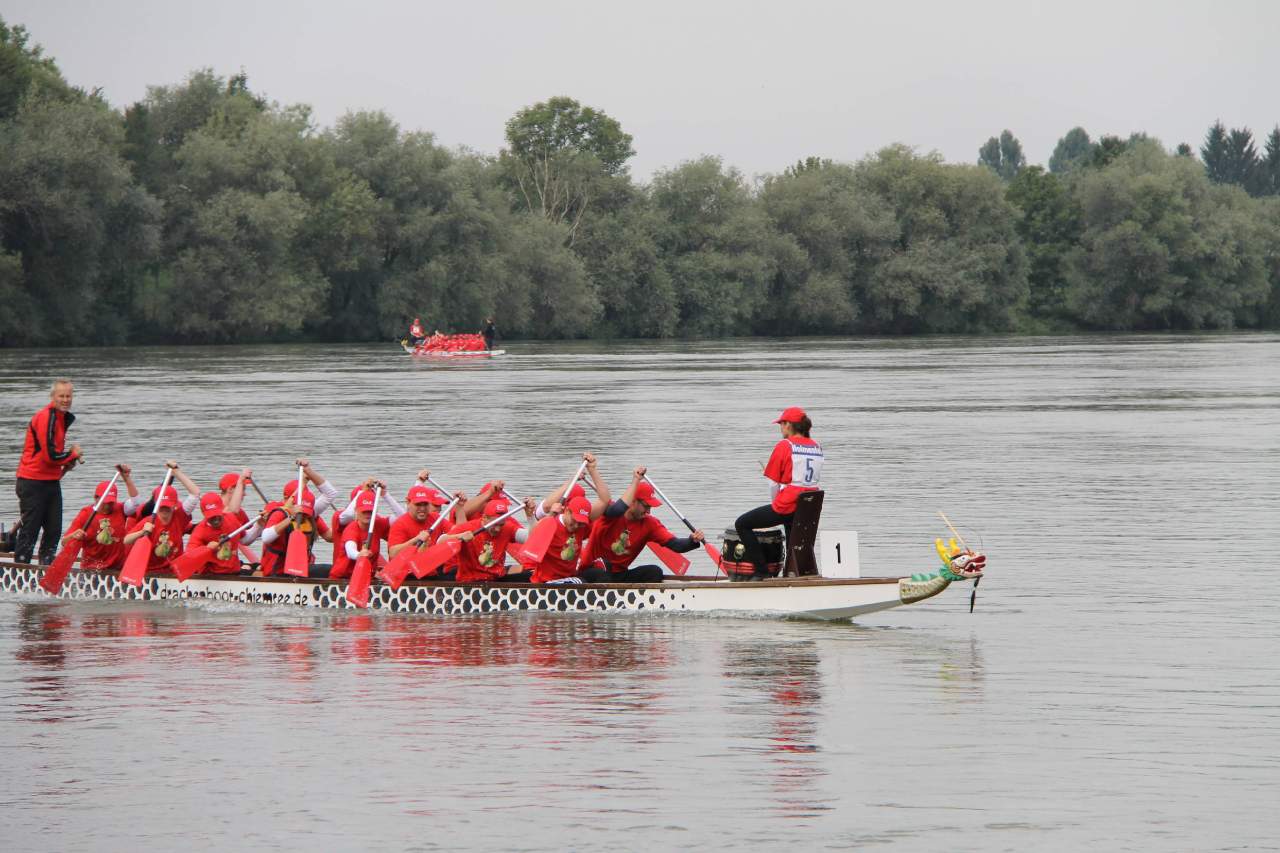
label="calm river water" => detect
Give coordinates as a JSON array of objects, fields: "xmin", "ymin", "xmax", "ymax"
[{"xmin": 1, "ymin": 335, "xmax": 1277, "ymax": 852}]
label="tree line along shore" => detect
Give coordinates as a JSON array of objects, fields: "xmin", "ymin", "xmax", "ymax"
[{"xmin": 2, "ymin": 17, "xmax": 1278, "ymax": 348}]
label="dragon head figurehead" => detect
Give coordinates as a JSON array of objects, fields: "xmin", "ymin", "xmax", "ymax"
[
  {"xmin": 898, "ymin": 536, "xmax": 987, "ymax": 605},
  {"xmin": 944, "ymin": 550, "xmax": 985, "ymax": 581}
]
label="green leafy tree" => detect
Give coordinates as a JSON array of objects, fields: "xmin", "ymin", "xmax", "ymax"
[
  {"xmin": 1175, "ymin": 142, "xmax": 1194, "ymax": 158},
  {"xmin": 1049, "ymin": 127, "xmax": 1092, "ymax": 174},
  {"xmin": 1090, "ymin": 135, "xmax": 1128, "ymax": 169},
  {"xmin": 499, "ymin": 96, "xmax": 634, "ymax": 245},
  {"xmin": 1255, "ymin": 196, "xmax": 1280, "ymax": 326},
  {"xmin": 978, "ymin": 129, "xmax": 1026, "ymax": 181},
  {"xmin": 759, "ymin": 161, "xmax": 899, "ymax": 333},
  {"xmin": 1006, "ymin": 166, "xmax": 1082, "ymax": 323},
  {"xmin": 0, "ymin": 97, "xmax": 160, "ymax": 346},
  {"xmin": 1064, "ymin": 141, "xmax": 1270, "ymax": 329},
  {"xmin": 855, "ymin": 145, "xmax": 1028, "ymax": 332},
  {"xmin": 649, "ymin": 157, "xmax": 777, "ymax": 336},
  {"xmin": 0, "ymin": 16, "xmax": 77, "ymax": 121},
  {"xmin": 572, "ymin": 186, "xmax": 678, "ymax": 337}
]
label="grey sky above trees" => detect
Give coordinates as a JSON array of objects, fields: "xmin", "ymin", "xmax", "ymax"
[{"xmin": 7, "ymin": 0, "xmax": 1276, "ymax": 180}]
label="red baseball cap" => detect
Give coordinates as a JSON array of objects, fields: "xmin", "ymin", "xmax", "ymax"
[
  {"xmin": 95, "ymin": 480, "xmax": 119, "ymax": 502},
  {"xmin": 282, "ymin": 479, "xmax": 307, "ymax": 499},
  {"xmin": 774, "ymin": 406, "xmax": 807, "ymax": 424},
  {"xmin": 408, "ymin": 485, "xmax": 447, "ymax": 506},
  {"xmin": 157, "ymin": 491, "xmax": 180, "ymax": 510},
  {"xmin": 200, "ymin": 492, "xmax": 225, "ymax": 519},
  {"xmin": 484, "ymin": 498, "xmax": 510, "ymax": 517},
  {"xmin": 295, "ymin": 492, "xmax": 316, "ymax": 516},
  {"xmin": 565, "ymin": 483, "xmax": 586, "ymax": 502},
  {"xmin": 479, "ymin": 481, "xmax": 502, "ymax": 494},
  {"xmin": 218, "ymin": 472, "xmax": 242, "ymax": 491},
  {"xmin": 632, "ymin": 481, "xmax": 661, "ymax": 508},
  {"xmin": 356, "ymin": 490, "xmax": 377, "ymax": 512},
  {"xmin": 153, "ymin": 485, "xmax": 179, "ymax": 503},
  {"xmin": 566, "ymin": 496, "xmax": 591, "ymax": 524}
]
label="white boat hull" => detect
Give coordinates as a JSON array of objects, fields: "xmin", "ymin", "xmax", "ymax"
[{"xmin": 1, "ymin": 563, "xmax": 920, "ymax": 621}]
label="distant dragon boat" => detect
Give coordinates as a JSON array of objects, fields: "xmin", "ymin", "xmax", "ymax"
[{"xmin": 400, "ymin": 335, "xmax": 505, "ymax": 359}]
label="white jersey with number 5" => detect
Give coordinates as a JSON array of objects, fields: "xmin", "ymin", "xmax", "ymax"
[{"xmin": 790, "ymin": 441, "xmax": 824, "ymax": 487}]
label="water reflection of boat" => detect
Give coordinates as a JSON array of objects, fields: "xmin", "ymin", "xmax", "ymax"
[{"xmin": 1, "ymin": 558, "xmax": 979, "ymax": 621}]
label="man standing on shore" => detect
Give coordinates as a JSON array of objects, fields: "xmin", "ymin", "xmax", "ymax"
[{"xmin": 14, "ymin": 379, "xmax": 82, "ymax": 565}]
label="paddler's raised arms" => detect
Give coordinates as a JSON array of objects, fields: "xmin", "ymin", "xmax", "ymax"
[{"xmin": 579, "ymin": 466, "xmax": 705, "ymax": 584}]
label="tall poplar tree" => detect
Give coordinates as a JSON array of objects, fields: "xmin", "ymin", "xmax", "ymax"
[
  {"xmin": 978, "ymin": 129, "xmax": 1025, "ymax": 181},
  {"xmin": 1049, "ymin": 127, "xmax": 1092, "ymax": 174}
]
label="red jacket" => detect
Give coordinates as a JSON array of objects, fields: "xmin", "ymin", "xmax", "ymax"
[{"xmin": 17, "ymin": 404, "xmax": 76, "ymax": 480}]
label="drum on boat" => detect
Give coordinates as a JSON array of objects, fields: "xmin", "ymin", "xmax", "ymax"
[{"xmin": 719, "ymin": 528, "xmax": 784, "ymax": 581}]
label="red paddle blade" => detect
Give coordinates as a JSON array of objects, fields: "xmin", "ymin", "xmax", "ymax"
[
  {"xmin": 347, "ymin": 557, "xmax": 373, "ymax": 608},
  {"xmin": 702, "ymin": 541, "xmax": 723, "ymax": 565},
  {"xmin": 283, "ymin": 529, "xmax": 309, "ymax": 577},
  {"xmin": 415, "ymin": 538, "xmax": 461, "ymax": 578},
  {"xmin": 171, "ymin": 545, "xmax": 213, "ymax": 582},
  {"xmin": 647, "ymin": 542, "xmax": 691, "ymax": 575},
  {"xmin": 119, "ymin": 538, "xmax": 152, "ymax": 587},
  {"xmin": 39, "ymin": 539, "xmax": 84, "ymax": 594},
  {"xmin": 516, "ymin": 517, "xmax": 558, "ymax": 565},
  {"xmin": 383, "ymin": 547, "xmax": 417, "ymax": 590}
]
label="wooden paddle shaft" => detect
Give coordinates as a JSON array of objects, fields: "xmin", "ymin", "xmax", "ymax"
[
  {"xmin": 642, "ymin": 475, "xmax": 698, "ymax": 535},
  {"xmin": 81, "ymin": 470, "xmax": 123, "ymax": 530},
  {"xmin": 362, "ymin": 489, "xmax": 382, "ymax": 551},
  {"xmin": 937, "ymin": 511, "xmax": 969, "ymax": 552}
]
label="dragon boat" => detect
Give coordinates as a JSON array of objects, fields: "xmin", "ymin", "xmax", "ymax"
[
  {"xmin": 400, "ymin": 336, "xmax": 505, "ymax": 358},
  {"xmin": 0, "ymin": 541, "xmax": 984, "ymax": 621}
]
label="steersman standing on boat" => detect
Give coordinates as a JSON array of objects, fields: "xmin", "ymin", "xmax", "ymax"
[
  {"xmin": 734, "ymin": 407, "xmax": 823, "ymax": 581},
  {"xmin": 14, "ymin": 379, "xmax": 83, "ymax": 565}
]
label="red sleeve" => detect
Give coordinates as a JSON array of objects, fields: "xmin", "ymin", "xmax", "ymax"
[
  {"xmin": 64, "ymin": 507, "xmax": 91, "ymax": 540},
  {"xmin": 187, "ymin": 525, "xmax": 212, "ymax": 549},
  {"xmin": 386, "ymin": 516, "xmax": 413, "ymax": 547},
  {"xmin": 763, "ymin": 439, "xmax": 792, "ymax": 485},
  {"xmin": 647, "ymin": 517, "xmax": 676, "ymax": 547},
  {"xmin": 37, "ymin": 408, "xmax": 73, "ymax": 464}
]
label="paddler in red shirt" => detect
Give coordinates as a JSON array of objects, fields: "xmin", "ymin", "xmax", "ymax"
[
  {"xmin": 734, "ymin": 406, "xmax": 823, "ymax": 580},
  {"xmin": 527, "ymin": 454, "xmax": 610, "ymax": 584},
  {"xmin": 387, "ymin": 484, "xmax": 452, "ymax": 561},
  {"xmin": 185, "ymin": 492, "xmax": 247, "ymax": 575},
  {"xmin": 61, "ymin": 469, "xmax": 141, "ymax": 570},
  {"xmin": 122, "ymin": 486, "xmax": 189, "ymax": 572},
  {"xmin": 579, "ymin": 466, "xmax": 706, "ymax": 583},
  {"xmin": 332, "ymin": 487, "xmax": 392, "ymax": 580},
  {"xmin": 256, "ymin": 460, "xmax": 343, "ymax": 576},
  {"xmin": 437, "ymin": 495, "xmax": 537, "ymax": 582}
]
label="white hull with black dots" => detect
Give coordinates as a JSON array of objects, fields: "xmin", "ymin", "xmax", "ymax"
[{"xmin": 0, "ymin": 562, "xmax": 962, "ymax": 621}]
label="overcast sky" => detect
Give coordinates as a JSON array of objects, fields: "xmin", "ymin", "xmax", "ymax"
[{"xmin": 6, "ymin": 0, "xmax": 1278, "ymax": 181}]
